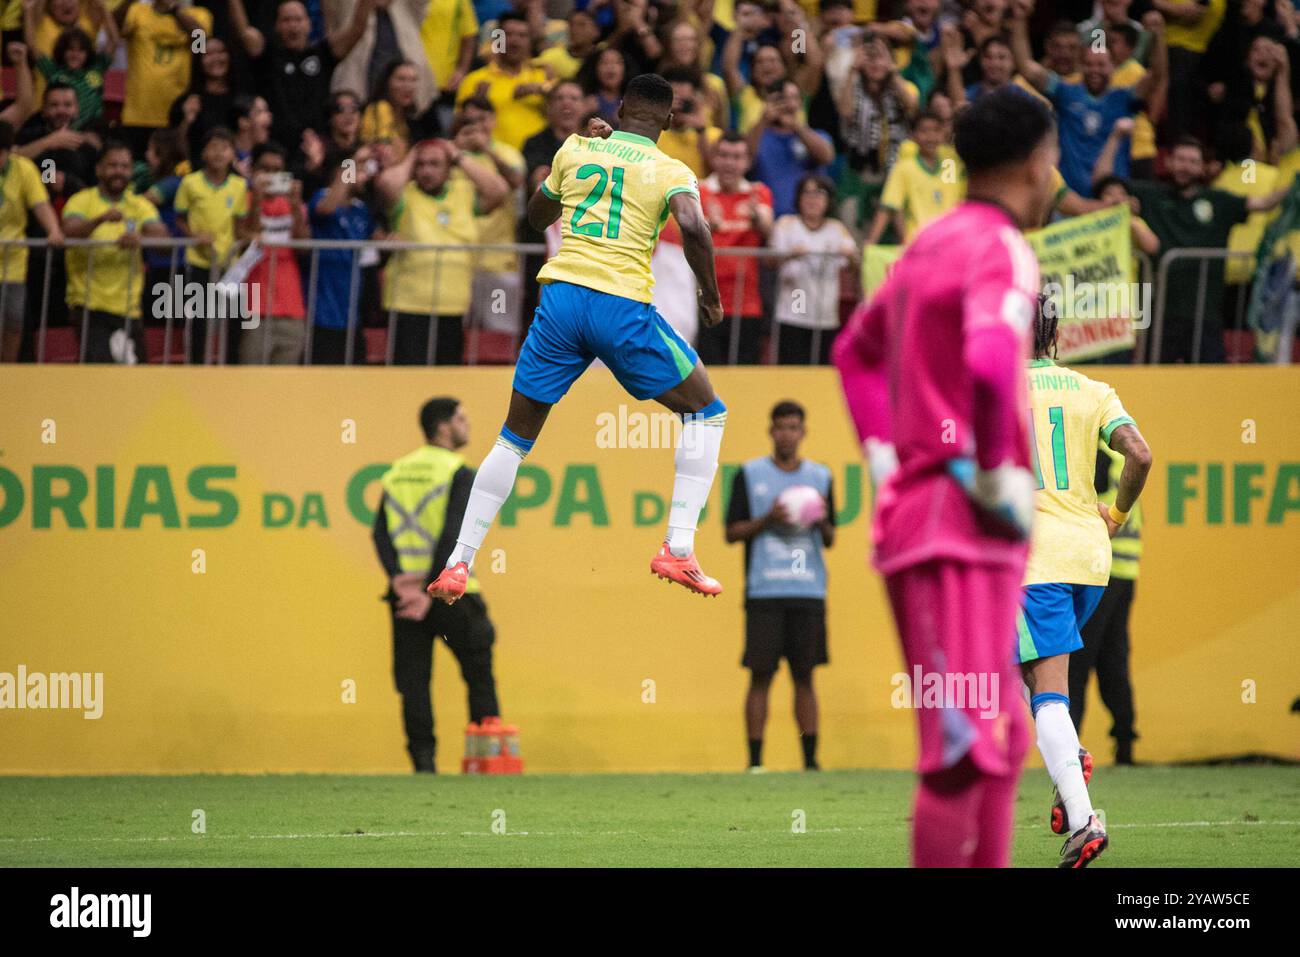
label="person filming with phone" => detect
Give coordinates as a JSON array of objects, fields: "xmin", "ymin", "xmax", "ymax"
[{"xmin": 238, "ymin": 140, "xmax": 310, "ymax": 364}]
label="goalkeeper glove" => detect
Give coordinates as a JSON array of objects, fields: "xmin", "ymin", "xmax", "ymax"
[
  {"xmin": 946, "ymin": 457, "xmax": 1035, "ymax": 540},
  {"xmin": 864, "ymin": 437, "xmax": 899, "ymax": 490}
]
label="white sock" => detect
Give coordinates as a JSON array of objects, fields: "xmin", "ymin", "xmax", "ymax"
[
  {"xmin": 666, "ymin": 410, "xmax": 725, "ymax": 557},
  {"xmin": 1035, "ymin": 699, "xmax": 1093, "ymax": 832},
  {"xmin": 446, "ymin": 439, "xmax": 525, "ymax": 569}
]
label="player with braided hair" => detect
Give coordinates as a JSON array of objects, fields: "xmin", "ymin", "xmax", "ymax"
[{"xmin": 1018, "ymin": 293, "xmax": 1153, "ymax": 867}]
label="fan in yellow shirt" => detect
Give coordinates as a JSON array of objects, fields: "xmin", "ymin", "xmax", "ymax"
[
  {"xmin": 0, "ymin": 139, "xmax": 63, "ymax": 362},
  {"xmin": 453, "ymin": 96, "xmax": 526, "ymax": 335},
  {"xmin": 1212, "ymin": 126, "xmax": 1283, "ymax": 285},
  {"xmin": 421, "ymin": 0, "xmax": 478, "ymax": 95},
  {"xmin": 374, "ymin": 138, "xmax": 508, "ymax": 364},
  {"xmin": 120, "ymin": 1, "xmax": 213, "ymax": 129},
  {"xmin": 455, "ymin": 15, "xmax": 548, "ymax": 151},
  {"xmin": 174, "ymin": 130, "xmax": 250, "ymax": 273},
  {"xmin": 532, "ymin": 9, "xmax": 602, "ymax": 81},
  {"xmin": 62, "ymin": 142, "xmax": 167, "ymax": 322},
  {"xmin": 867, "ymin": 111, "xmax": 963, "ymax": 245},
  {"xmin": 1165, "ymin": 0, "xmax": 1226, "ymax": 54},
  {"xmin": 28, "ymin": 1, "xmax": 96, "ymax": 104}
]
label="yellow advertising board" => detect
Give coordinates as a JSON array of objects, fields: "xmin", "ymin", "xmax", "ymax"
[{"xmin": 1, "ymin": 367, "xmax": 1297, "ymax": 773}]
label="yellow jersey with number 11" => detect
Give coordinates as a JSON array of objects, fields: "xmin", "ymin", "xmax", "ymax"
[
  {"xmin": 1024, "ymin": 358, "xmax": 1137, "ymax": 588},
  {"xmin": 538, "ymin": 131, "xmax": 698, "ymax": 304}
]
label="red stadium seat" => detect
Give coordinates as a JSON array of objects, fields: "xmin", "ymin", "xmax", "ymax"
[
  {"xmin": 102, "ymin": 69, "xmax": 125, "ymax": 103},
  {"xmin": 38, "ymin": 328, "xmax": 79, "ymax": 363},
  {"xmin": 467, "ymin": 329, "xmax": 518, "ymax": 365},
  {"xmin": 364, "ymin": 327, "xmax": 387, "ymax": 365},
  {"xmin": 144, "ymin": 325, "xmax": 186, "ymax": 364},
  {"xmin": 1223, "ymin": 330, "xmax": 1255, "ymax": 364}
]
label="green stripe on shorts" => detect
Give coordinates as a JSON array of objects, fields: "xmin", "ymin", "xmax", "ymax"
[
  {"xmin": 1016, "ymin": 610, "xmax": 1038, "ymax": 663},
  {"xmin": 656, "ymin": 324, "xmax": 694, "ymax": 381}
]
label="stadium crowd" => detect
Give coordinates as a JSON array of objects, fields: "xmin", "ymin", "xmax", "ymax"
[{"xmin": 1, "ymin": 0, "xmax": 1298, "ymax": 365}]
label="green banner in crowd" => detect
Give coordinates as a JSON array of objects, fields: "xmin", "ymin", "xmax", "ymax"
[{"xmin": 861, "ymin": 207, "xmax": 1138, "ymax": 362}]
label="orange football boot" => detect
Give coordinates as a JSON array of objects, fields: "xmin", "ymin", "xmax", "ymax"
[
  {"xmin": 650, "ymin": 543, "xmax": 722, "ymax": 597},
  {"xmin": 427, "ymin": 562, "xmax": 469, "ymax": 604}
]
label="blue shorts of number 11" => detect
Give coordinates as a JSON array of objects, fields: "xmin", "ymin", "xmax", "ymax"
[{"xmin": 513, "ymin": 281, "xmax": 700, "ymax": 404}]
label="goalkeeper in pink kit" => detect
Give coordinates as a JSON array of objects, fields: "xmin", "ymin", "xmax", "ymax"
[{"xmin": 834, "ymin": 90, "xmax": 1059, "ymax": 867}]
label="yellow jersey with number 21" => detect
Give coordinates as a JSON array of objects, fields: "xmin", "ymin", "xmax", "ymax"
[{"xmin": 538, "ymin": 131, "xmax": 698, "ymax": 304}]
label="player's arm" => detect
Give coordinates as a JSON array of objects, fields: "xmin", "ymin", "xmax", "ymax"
[
  {"xmin": 951, "ymin": 233, "xmax": 1040, "ymax": 535},
  {"xmin": 671, "ymin": 189, "xmax": 723, "ymax": 328},
  {"xmin": 964, "ymin": 255, "xmax": 1027, "ymax": 471},
  {"xmin": 526, "ymin": 181, "xmax": 562, "ymax": 231},
  {"xmin": 527, "ymin": 121, "xmax": 605, "ymax": 230},
  {"xmin": 832, "ymin": 279, "xmax": 896, "ymax": 486},
  {"xmin": 1100, "ymin": 423, "xmax": 1152, "ymax": 536}
]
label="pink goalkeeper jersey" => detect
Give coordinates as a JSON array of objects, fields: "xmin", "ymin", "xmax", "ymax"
[{"xmin": 836, "ymin": 201, "xmax": 1038, "ymax": 575}]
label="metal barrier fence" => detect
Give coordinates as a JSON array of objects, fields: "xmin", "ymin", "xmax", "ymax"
[
  {"xmin": 1148, "ymin": 247, "xmax": 1256, "ymax": 364},
  {"xmin": 0, "ymin": 238, "xmax": 1282, "ymax": 366},
  {"xmin": 2, "ymin": 237, "xmax": 855, "ymax": 367}
]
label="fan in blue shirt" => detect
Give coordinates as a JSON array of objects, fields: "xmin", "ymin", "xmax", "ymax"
[{"xmin": 1009, "ymin": 5, "xmax": 1168, "ymax": 197}]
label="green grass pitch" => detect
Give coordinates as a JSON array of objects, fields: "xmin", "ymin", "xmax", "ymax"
[{"xmin": 2, "ymin": 766, "xmax": 1295, "ymax": 867}]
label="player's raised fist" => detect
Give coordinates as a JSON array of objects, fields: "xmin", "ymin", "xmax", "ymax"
[{"xmin": 585, "ymin": 117, "xmax": 613, "ymax": 139}]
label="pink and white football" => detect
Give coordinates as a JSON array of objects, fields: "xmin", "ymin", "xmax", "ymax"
[{"xmin": 777, "ymin": 484, "xmax": 827, "ymax": 529}]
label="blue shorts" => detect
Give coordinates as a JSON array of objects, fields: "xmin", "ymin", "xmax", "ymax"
[
  {"xmin": 1015, "ymin": 582, "xmax": 1105, "ymax": 664},
  {"xmin": 513, "ymin": 281, "xmax": 699, "ymax": 404}
]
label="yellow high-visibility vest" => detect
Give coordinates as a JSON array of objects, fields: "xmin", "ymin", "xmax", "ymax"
[
  {"xmin": 1099, "ymin": 443, "xmax": 1142, "ymax": 581},
  {"xmin": 380, "ymin": 445, "xmax": 479, "ymax": 592}
]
